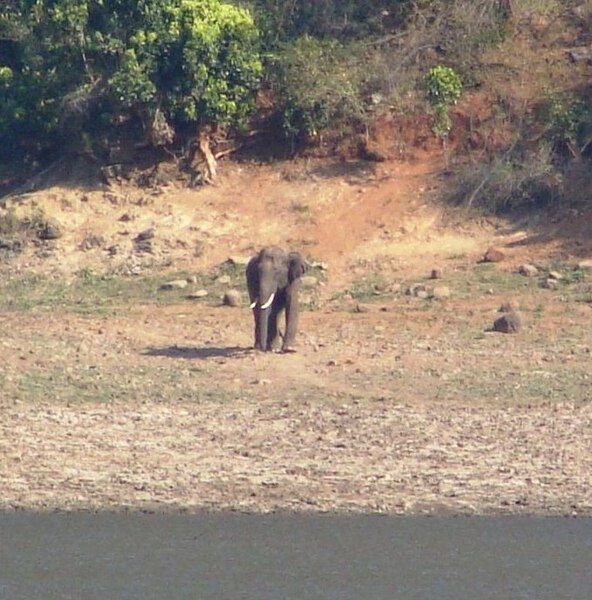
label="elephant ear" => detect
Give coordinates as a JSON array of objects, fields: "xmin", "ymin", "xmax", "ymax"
[{"xmin": 288, "ymin": 253, "xmax": 306, "ymax": 282}]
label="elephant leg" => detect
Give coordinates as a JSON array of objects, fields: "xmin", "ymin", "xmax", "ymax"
[
  {"xmin": 282, "ymin": 284, "xmax": 300, "ymax": 352},
  {"xmin": 267, "ymin": 303, "xmax": 283, "ymax": 351},
  {"xmin": 252, "ymin": 307, "xmax": 263, "ymax": 350}
]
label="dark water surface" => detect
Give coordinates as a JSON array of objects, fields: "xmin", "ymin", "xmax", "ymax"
[{"xmin": 0, "ymin": 514, "xmax": 590, "ymax": 599}]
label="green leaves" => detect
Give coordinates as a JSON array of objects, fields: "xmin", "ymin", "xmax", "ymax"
[
  {"xmin": 425, "ymin": 65, "xmax": 462, "ymax": 106},
  {"xmin": 425, "ymin": 65, "xmax": 463, "ymax": 139},
  {"xmin": 0, "ymin": 0, "xmax": 262, "ymax": 161}
]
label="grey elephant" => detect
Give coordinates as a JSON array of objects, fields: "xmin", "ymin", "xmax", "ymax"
[{"xmin": 245, "ymin": 246, "xmax": 307, "ymax": 352}]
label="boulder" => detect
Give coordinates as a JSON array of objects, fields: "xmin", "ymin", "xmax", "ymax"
[
  {"xmin": 37, "ymin": 218, "xmax": 63, "ymax": 240},
  {"xmin": 430, "ymin": 286, "xmax": 451, "ymax": 299},
  {"xmin": 187, "ymin": 289, "xmax": 209, "ymax": 299},
  {"xmin": 407, "ymin": 283, "xmax": 426, "ymax": 297},
  {"xmin": 481, "ymin": 247, "xmax": 505, "ymax": 263},
  {"xmin": 223, "ymin": 290, "xmax": 242, "ymax": 307},
  {"xmin": 518, "ymin": 264, "xmax": 538, "ymax": 277},
  {"xmin": 160, "ymin": 279, "xmax": 188, "ymax": 291},
  {"xmin": 493, "ymin": 312, "xmax": 522, "ymax": 334}
]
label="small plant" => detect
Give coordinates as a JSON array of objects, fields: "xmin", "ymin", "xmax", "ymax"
[{"xmin": 425, "ymin": 66, "xmax": 462, "ymax": 140}]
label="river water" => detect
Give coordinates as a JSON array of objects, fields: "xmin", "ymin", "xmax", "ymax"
[{"xmin": 0, "ymin": 514, "xmax": 590, "ymax": 599}]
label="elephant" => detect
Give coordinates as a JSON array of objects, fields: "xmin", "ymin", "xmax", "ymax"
[{"xmin": 245, "ymin": 246, "xmax": 307, "ymax": 352}]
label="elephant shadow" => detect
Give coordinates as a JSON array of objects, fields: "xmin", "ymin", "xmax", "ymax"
[{"xmin": 143, "ymin": 345, "xmax": 251, "ymax": 360}]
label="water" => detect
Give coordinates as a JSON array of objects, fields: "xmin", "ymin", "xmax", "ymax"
[{"xmin": 0, "ymin": 514, "xmax": 590, "ymax": 599}]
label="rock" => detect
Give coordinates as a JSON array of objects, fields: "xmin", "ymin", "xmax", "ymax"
[
  {"xmin": 186, "ymin": 275, "xmax": 198, "ymax": 284},
  {"xmin": 430, "ymin": 285, "xmax": 451, "ymax": 299},
  {"xmin": 407, "ymin": 283, "xmax": 426, "ymax": 297},
  {"xmin": 481, "ymin": 247, "xmax": 505, "ymax": 263},
  {"xmin": 37, "ymin": 218, "xmax": 63, "ymax": 240},
  {"xmin": 300, "ymin": 276, "xmax": 318, "ymax": 289},
  {"xmin": 548, "ymin": 271, "xmax": 562, "ymax": 280},
  {"xmin": 135, "ymin": 228, "xmax": 155, "ymax": 242},
  {"xmin": 0, "ymin": 237, "xmax": 23, "ymax": 253},
  {"xmin": 486, "ymin": 288, "xmax": 495, "ymax": 295},
  {"xmin": 493, "ymin": 312, "xmax": 522, "ymax": 334},
  {"xmin": 518, "ymin": 264, "xmax": 538, "ymax": 277},
  {"xmin": 499, "ymin": 299, "xmax": 519, "ymax": 313},
  {"xmin": 226, "ymin": 255, "xmax": 250, "ymax": 267},
  {"xmin": 160, "ymin": 279, "xmax": 188, "ymax": 291},
  {"xmin": 80, "ymin": 234, "xmax": 105, "ymax": 251},
  {"xmin": 187, "ymin": 289, "xmax": 208, "ymax": 299},
  {"xmin": 416, "ymin": 290, "xmax": 430, "ymax": 300},
  {"xmin": 577, "ymin": 259, "xmax": 592, "ymax": 272},
  {"xmin": 309, "ymin": 261, "xmax": 328, "ymax": 271},
  {"xmin": 430, "ymin": 268, "xmax": 443, "ymax": 279},
  {"xmin": 223, "ymin": 290, "xmax": 242, "ymax": 307},
  {"xmin": 542, "ymin": 279, "xmax": 559, "ymax": 290},
  {"xmin": 216, "ymin": 275, "xmax": 231, "ymax": 285},
  {"xmin": 354, "ymin": 303, "xmax": 373, "ymax": 313}
]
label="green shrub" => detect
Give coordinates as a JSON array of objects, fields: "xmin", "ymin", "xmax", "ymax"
[
  {"xmin": 425, "ymin": 65, "xmax": 462, "ymax": 139},
  {"xmin": 270, "ymin": 36, "xmax": 367, "ymax": 140},
  {"xmin": 0, "ymin": 0, "xmax": 262, "ymax": 162}
]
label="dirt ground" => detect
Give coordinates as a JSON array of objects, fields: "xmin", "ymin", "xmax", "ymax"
[{"xmin": 0, "ymin": 157, "xmax": 591, "ymax": 515}]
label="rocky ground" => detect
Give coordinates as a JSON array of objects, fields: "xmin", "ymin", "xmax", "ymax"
[
  {"xmin": 0, "ymin": 256, "xmax": 590, "ymax": 515},
  {"xmin": 0, "ymin": 158, "xmax": 591, "ymax": 514}
]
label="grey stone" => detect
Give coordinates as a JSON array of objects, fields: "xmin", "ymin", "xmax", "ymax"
[
  {"xmin": 216, "ymin": 275, "xmax": 232, "ymax": 285},
  {"xmin": 518, "ymin": 264, "xmax": 538, "ymax": 277},
  {"xmin": 407, "ymin": 283, "xmax": 427, "ymax": 297},
  {"xmin": 160, "ymin": 279, "xmax": 188, "ymax": 291},
  {"xmin": 223, "ymin": 290, "xmax": 242, "ymax": 307},
  {"xmin": 37, "ymin": 218, "xmax": 63, "ymax": 240},
  {"xmin": 187, "ymin": 289, "xmax": 209, "ymax": 299},
  {"xmin": 227, "ymin": 255, "xmax": 250, "ymax": 266},
  {"xmin": 430, "ymin": 285, "xmax": 451, "ymax": 299},
  {"xmin": 493, "ymin": 312, "xmax": 522, "ymax": 334},
  {"xmin": 481, "ymin": 247, "xmax": 505, "ymax": 263}
]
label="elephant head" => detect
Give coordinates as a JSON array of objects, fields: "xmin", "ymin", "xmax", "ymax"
[{"xmin": 246, "ymin": 246, "xmax": 307, "ymax": 352}]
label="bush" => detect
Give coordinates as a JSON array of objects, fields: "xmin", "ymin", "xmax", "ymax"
[
  {"xmin": 450, "ymin": 143, "xmax": 558, "ymax": 212},
  {"xmin": 0, "ymin": 0, "xmax": 262, "ymax": 162},
  {"xmin": 270, "ymin": 36, "xmax": 368, "ymax": 141}
]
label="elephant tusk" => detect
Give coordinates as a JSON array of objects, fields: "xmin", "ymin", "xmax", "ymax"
[
  {"xmin": 260, "ymin": 292, "xmax": 275, "ymax": 310},
  {"xmin": 249, "ymin": 300, "xmax": 257, "ymax": 309}
]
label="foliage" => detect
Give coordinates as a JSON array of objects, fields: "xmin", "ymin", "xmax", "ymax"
[
  {"xmin": 539, "ymin": 92, "xmax": 592, "ymax": 156},
  {"xmin": 0, "ymin": 0, "xmax": 262, "ymax": 161},
  {"xmin": 425, "ymin": 66, "xmax": 462, "ymax": 139},
  {"xmin": 450, "ymin": 143, "xmax": 558, "ymax": 212},
  {"xmin": 270, "ymin": 36, "xmax": 368, "ymax": 140},
  {"xmin": 249, "ymin": 1, "xmax": 411, "ymax": 46},
  {"xmin": 425, "ymin": 66, "xmax": 462, "ymax": 106}
]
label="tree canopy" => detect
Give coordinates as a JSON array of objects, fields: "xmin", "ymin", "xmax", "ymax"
[{"xmin": 0, "ymin": 0, "xmax": 262, "ymax": 160}]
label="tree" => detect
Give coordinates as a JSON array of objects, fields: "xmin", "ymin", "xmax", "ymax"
[{"xmin": 0, "ymin": 0, "xmax": 262, "ymax": 180}]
